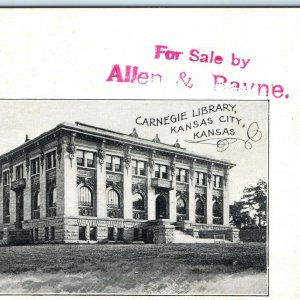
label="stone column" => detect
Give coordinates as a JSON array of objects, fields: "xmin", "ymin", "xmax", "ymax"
[
  {"xmin": 147, "ymin": 172, "xmax": 156, "ymax": 220},
  {"xmin": 40, "ymin": 155, "xmax": 46, "ymax": 218},
  {"xmin": 169, "ymin": 178, "xmax": 177, "ymax": 222},
  {"xmin": 123, "ymin": 145, "xmax": 132, "ymax": 220},
  {"xmin": 97, "ymin": 141, "xmax": 107, "ymax": 218},
  {"xmin": 10, "ymin": 191, "xmax": 17, "ymax": 224},
  {"xmin": 169, "ymin": 156, "xmax": 177, "ymax": 222},
  {"xmin": 206, "ymin": 163, "xmax": 213, "ymax": 225},
  {"xmin": 147, "ymin": 151, "xmax": 156, "ymax": 221},
  {"xmin": 188, "ymin": 168, "xmax": 196, "ymax": 223},
  {"xmin": 57, "ymin": 136, "xmax": 77, "ymax": 217},
  {"xmin": 223, "ymin": 167, "xmax": 230, "ymax": 226},
  {"xmin": 23, "ymin": 164, "xmax": 31, "ymax": 221}
]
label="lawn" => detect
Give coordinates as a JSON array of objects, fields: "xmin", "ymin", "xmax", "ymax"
[{"xmin": 0, "ymin": 243, "xmax": 267, "ymax": 295}]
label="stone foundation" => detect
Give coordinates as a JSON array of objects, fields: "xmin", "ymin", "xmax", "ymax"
[{"xmin": 0, "ymin": 217, "xmax": 240, "ymax": 245}]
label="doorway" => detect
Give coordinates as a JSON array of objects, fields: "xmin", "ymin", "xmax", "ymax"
[
  {"xmin": 16, "ymin": 191, "xmax": 24, "ymax": 226},
  {"xmin": 156, "ymin": 195, "xmax": 168, "ymax": 219}
]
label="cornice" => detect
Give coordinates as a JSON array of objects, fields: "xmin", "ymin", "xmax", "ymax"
[{"xmin": 0, "ymin": 122, "xmax": 236, "ymax": 169}]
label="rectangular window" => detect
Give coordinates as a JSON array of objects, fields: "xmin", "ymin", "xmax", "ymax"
[
  {"xmin": 154, "ymin": 164, "xmax": 169, "ymax": 179},
  {"xmin": 138, "ymin": 161, "xmax": 146, "ymax": 176},
  {"xmin": 3, "ymin": 171, "xmax": 10, "ymax": 186},
  {"xmin": 46, "ymin": 151, "xmax": 56, "ymax": 170},
  {"xmin": 3, "ymin": 196, "xmax": 10, "ymax": 222},
  {"xmin": 176, "ymin": 168, "xmax": 188, "ymax": 183},
  {"xmin": 196, "ymin": 172, "xmax": 207, "ymax": 186},
  {"xmin": 76, "ymin": 150, "xmax": 96, "ymax": 168},
  {"xmin": 161, "ymin": 165, "xmax": 167, "ymax": 179},
  {"xmin": 106, "ymin": 155, "xmax": 112, "ymax": 170},
  {"xmin": 117, "ymin": 228, "xmax": 124, "ymax": 241},
  {"xmin": 79, "ymin": 226, "xmax": 86, "ymax": 240},
  {"xmin": 50, "ymin": 226, "xmax": 55, "ymax": 241},
  {"xmin": 34, "ymin": 228, "xmax": 39, "ymax": 241},
  {"xmin": 106, "ymin": 155, "xmax": 123, "ymax": 172},
  {"xmin": 213, "ymin": 175, "xmax": 223, "ymax": 189},
  {"xmin": 132, "ymin": 160, "xmax": 137, "ymax": 175},
  {"xmin": 113, "ymin": 157, "xmax": 121, "ymax": 172},
  {"xmin": 108, "ymin": 227, "xmax": 114, "ymax": 241},
  {"xmin": 90, "ymin": 227, "xmax": 97, "ymax": 241},
  {"xmin": 16, "ymin": 164, "xmax": 23, "ymax": 180},
  {"xmin": 133, "ymin": 228, "xmax": 139, "ymax": 241},
  {"xmin": 45, "ymin": 227, "xmax": 49, "ymax": 241},
  {"xmin": 31, "ymin": 158, "xmax": 40, "ymax": 175},
  {"xmin": 76, "ymin": 150, "xmax": 84, "ymax": 166},
  {"xmin": 86, "ymin": 152, "xmax": 96, "ymax": 168},
  {"xmin": 132, "ymin": 160, "xmax": 146, "ymax": 176},
  {"xmin": 154, "ymin": 164, "xmax": 160, "ymax": 178}
]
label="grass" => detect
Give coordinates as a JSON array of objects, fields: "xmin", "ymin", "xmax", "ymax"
[{"xmin": 0, "ymin": 243, "xmax": 267, "ymax": 295}]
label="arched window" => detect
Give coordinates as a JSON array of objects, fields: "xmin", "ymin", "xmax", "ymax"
[
  {"xmin": 33, "ymin": 191, "xmax": 40, "ymax": 211},
  {"xmin": 176, "ymin": 197, "xmax": 186, "ymax": 214},
  {"xmin": 78, "ymin": 186, "xmax": 93, "ymax": 206},
  {"xmin": 213, "ymin": 201, "xmax": 222, "ymax": 218},
  {"xmin": 133, "ymin": 192, "xmax": 144, "ymax": 211},
  {"xmin": 107, "ymin": 189, "xmax": 120, "ymax": 209},
  {"xmin": 49, "ymin": 187, "xmax": 57, "ymax": 207},
  {"xmin": 196, "ymin": 198, "xmax": 205, "ymax": 216}
]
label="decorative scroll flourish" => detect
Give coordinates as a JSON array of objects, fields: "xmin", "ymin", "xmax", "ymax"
[{"xmin": 185, "ymin": 122, "xmax": 262, "ymax": 152}]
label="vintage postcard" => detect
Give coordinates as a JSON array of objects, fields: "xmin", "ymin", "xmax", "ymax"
[{"xmin": 0, "ymin": 8, "xmax": 298, "ymax": 298}]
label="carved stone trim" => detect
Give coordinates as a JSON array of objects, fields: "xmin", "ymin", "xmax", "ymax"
[
  {"xmin": 25, "ymin": 153, "xmax": 30, "ymax": 174},
  {"xmin": 207, "ymin": 162, "xmax": 213, "ymax": 188},
  {"xmin": 98, "ymin": 139, "xmax": 106, "ymax": 166},
  {"xmin": 124, "ymin": 145, "xmax": 132, "ymax": 171},
  {"xmin": 190, "ymin": 159, "xmax": 196, "ymax": 185},
  {"xmin": 148, "ymin": 150, "xmax": 155, "ymax": 174},
  {"xmin": 67, "ymin": 133, "xmax": 76, "ymax": 160},
  {"xmin": 176, "ymin": 190, "xmax": 189, "ymax": 202},
  {"xmin": 170, "ymin": 155, "xmax": 176, "ymax": 178}
]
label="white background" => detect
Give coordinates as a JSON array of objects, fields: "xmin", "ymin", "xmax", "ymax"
[{"xmin": 0, "ymin": 8, "xmax": 299, "ymax": 299}]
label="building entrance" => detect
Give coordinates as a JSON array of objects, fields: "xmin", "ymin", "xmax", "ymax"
[
  {"xmin": 16, "ymin": 191, "xmax": 24, "ymax": 226},
  {"xmin": 156, "ymin": 195, "xmax": 168, "ymax": 219}
]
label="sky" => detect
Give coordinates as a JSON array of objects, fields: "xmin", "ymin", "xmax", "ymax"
[{"xmin": 0, "ymin": 99, "xmax": 268, "ymax": 204}]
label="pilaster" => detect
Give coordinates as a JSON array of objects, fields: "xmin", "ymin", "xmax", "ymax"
[
  {"xmin": 23, "ymin": 159, "xmax": 31, "ymax": 220},
  {"xmin": 206, "ymin": 163, "xmax": 213, "ymax": 225},
  {"xmin": 169, "ymin": 155, "xmax": 177, "ymax": 222},
  {"xmin": 123, "ymin": 145, "xmax": 132, "ymax": 219},
  {"xmin": 223, "ymin": 167, "xmax": 230, "ymax": 226},
  {"xmin": 57, "ymin": 135, "xmax": 77, "ymax": 217},
  {"xmin": 97, "ymin": 140, "xmax": 107, "ymax": 218},
  {"xmin": 10, "ymin": 191, "xmax": 16, "ymax": 224},
  {"xmin": 188, "ymin": 161, "xmax": 196, "ymax": 223},
  {"xmin": 40, "ymin": 152, "xmax": 46, "ymax": 218},
  {"xmin": 147, "ymin": 150, "xmax": 156, "ymax": 220}
]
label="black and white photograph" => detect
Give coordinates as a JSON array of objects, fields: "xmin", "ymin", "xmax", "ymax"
[{"xmin": 0, "ymin": 99, "xmax": 268, "ymax": 295}]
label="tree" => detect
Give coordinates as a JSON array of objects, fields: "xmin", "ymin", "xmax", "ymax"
[{"xmin": 230, "ymin": 179, "xmax": 267, "ymax": 228}]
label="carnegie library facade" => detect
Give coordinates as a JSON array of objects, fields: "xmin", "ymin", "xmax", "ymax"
[{"xmin": 0, "ymin": 122, "xmax": 239, "ymax": 245}]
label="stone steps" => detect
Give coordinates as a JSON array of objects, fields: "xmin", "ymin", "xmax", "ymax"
[{"xmin": 173, "ymin": 229, "xmax": 231, "ymax": 244}]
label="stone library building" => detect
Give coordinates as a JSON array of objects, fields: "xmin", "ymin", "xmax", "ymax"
[{"xmin": 0, "ymin": 122, "xmax": 240, "ymax": 245}]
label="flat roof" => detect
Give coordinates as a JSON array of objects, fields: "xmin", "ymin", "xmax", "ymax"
[{"xmin": 0, "ymin": 122, "xmax": 235, "ymax": 168}]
